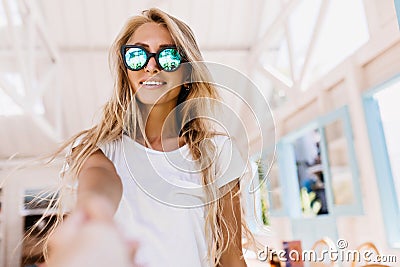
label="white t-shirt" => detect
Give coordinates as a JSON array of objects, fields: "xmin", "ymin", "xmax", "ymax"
[{"xmin": 99, "ymin": 134, "xmax": 248, "ymax": 267}]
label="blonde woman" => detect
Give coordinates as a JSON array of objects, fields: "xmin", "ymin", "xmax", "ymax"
[{"xmin": 49, "ymin": 8, "xmax": 252, "ymax": 267}]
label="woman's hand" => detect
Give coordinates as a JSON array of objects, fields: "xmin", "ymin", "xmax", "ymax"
[{"xmin": 48, "ymin": 196, "xmax": 139, "ymax": 267}]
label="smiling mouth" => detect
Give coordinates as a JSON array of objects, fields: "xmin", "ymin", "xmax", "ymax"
[{"xmin": 140, "ymin": 81, "xmax": 167, "ymax": 86}]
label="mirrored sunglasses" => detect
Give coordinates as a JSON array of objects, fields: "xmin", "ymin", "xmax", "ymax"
[{"xmin": 121, "ymin": 45, "xmax": 183, "ymax": 72}]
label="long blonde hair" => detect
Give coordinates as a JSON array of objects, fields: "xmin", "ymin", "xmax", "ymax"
[{"xmin": 45, "ymin": 8, "xmax": 254, "ymax": 266}]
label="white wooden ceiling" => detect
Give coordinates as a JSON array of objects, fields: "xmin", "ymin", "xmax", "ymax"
[
  {"xmin": 1, "ymin": 0, "xmax": 374, "ymax": 160},
  {"xmin": 0, "ymin": 0, "xmax": 281, "ymax": 159}
]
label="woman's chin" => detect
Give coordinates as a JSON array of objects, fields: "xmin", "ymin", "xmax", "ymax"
[{"xmin": 135, "ymin": 90, "xmax": 181, "ymax": 106}]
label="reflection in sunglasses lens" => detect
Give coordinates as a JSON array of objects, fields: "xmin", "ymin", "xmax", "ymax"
[
  {"xmin": 159, "ymin": 48, "xmax": 181, "ymax": 71},
  {"xmin": 126, "ymin": 48, "xmax": 147, "ymax": 70}
]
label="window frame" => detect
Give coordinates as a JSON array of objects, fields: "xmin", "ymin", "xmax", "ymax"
[
  {"xmin": 278, "ymin": 105, "xmax": 363, "ymax": 218},
  {"xmin": 362, "ymin": 74, "xmax": 400, "ymax": 248}
]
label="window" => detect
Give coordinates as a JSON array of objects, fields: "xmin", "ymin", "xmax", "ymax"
[
  {"xmin": 260, "ymin": 149, "xmax": 285, "ymax": 219},
  {"xmin": 324, "ymin": 119, "xmax": 355, "ymax": 206},
  {"xmin": 293, "ymin": 128, "xmax": 329, "ymax": 216},
  {"xmin": 278, "ymin": 106, "xmax": 362, "ymax": 218},
  {"xmin": 363, "ymin": 75, "xmax": 400, "ymax": 248},
  {"xmin": 288, "ymin": 0, "xmax": 322, "ymax": 80},
  {"xmin": 303, "ymin": 0, "xmax": 369, "ymax": 88},
  {"xmin": 22, "ymin": 189, "xmax": 58, "ymax": 216}
]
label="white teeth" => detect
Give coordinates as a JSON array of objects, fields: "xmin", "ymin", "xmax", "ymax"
[{"xmin": 142, "ymin": 81, "xmax": 164, "ymax": 86}]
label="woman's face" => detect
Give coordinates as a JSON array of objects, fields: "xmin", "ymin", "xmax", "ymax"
[{"xmin": 126, "ymin": 22, "xmax": 185, "ymax": 106}]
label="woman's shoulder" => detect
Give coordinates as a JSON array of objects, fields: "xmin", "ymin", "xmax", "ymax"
[{"xmin": 97, "ymin": 136, "xmax": 124, "ymax": 159}]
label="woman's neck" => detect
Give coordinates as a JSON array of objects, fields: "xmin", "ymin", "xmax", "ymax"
[{"xmin": 141, "ymin": 100, "xmax": 181, "ymax": 149}]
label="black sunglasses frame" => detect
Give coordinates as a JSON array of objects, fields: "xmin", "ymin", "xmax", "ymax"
[{"xmin": 121, "ymin": 45, "xmax": 183, "ymax": 72}]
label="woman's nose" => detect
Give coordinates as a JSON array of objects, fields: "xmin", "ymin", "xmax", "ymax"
[{"xmin": 144, "ymin": 56, "xmax": 159, "ymax": 73}]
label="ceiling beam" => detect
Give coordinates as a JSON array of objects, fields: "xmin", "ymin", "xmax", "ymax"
[
  {"xmin": 0, "ymin": 76, "xmax": 61, "ymax": 142},
  {"xmin": 2, "ymin": 0, "xmax": 32, "ymax": 96},
  {"xmin": 249, "ymin": 0, "xmax": 301, "ymax": 59},
  {"xmin": 252, "ymin": 0, "xmax": 268, "ymax": 42},
  {"xmin": 294, "ymin": 0, "xmax": 329, "ymax": 91},
  {"xmin": 247, "ymin": 0, "xmax": 301, "ymax": 99},
  {"xmin": 257, "ymin": 64, "xmax": 292, "ymax": 92},
  {"xmin": 284, "ymin": 21, "xmax": 295, "ymax": 82},
  {"xmin": 0, "ymin": 76, "xmax": 27, "ymax": 108}
]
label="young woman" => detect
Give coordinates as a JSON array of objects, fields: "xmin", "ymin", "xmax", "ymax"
[{"xmin": 49, "ymin": 8, "xmax": 253, "ymax": 267}]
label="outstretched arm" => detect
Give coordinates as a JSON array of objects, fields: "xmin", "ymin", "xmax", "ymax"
[
  {"xmin": 48, "ymin": 196, "xmax": 138, "ymax": 267},
  {"xmin": 77, "ymin": 149, "xmax": 122, "ymax": 214},
  {"xmin": 47, "ymin": 150, "xmax": 135, "ymax": 267}
]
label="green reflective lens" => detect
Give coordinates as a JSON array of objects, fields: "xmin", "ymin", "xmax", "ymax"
[
  {"xmin": 125, "ymin": 47, "xmax": 147, "ymax": 70},
  {"xmin": 158, "ymin": 48, "xmax": 181, "ymax": 71}
]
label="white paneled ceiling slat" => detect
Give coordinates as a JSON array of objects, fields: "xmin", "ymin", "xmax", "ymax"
[
  {"xmin": 168, "ymin": 0, "xmax": 192, "ymax": 30},
  {"xmin": 126, "ymin": 0, "xmax": 143, "ymax": 16},
  {"xmin": 0, "ymin": 28, "xmax": 10, "ymax": 49},
  {"xmin": 91, "ymin": 51, "xmax": 113, "ymax": 110},
  {"xmin": 84, "ymin": 51, "xmax": 106, "ymax": 122},
  {"xmin": 81, "ymin": 53, "xmax": 101, "ymax": 125},
  {"xmin": 188, "ymin": 0, "xmax": 212, "ymax": 49},
  {"xmin": 138, "ymin": 0, "xmax": 169, "ymax": 15},
  {"xmin": 37, "ymin": 0, "xmax": 64, "ymax": 47},
  {"xmin": 82, "ymin": 0, "xmax": 110, "ymax": 47},
  {"xmin": 156, "ymin": 2, "xmax": 171, "ymax": 16},
  {"xmin": 13, "ymin": 118, "xmax": 30, "ymax": 157},
  {"xmin": 58, "ymin": 52, "xmax": 80, "ymax": 136},
  {"xmin": 0, "ymin": 117, "xmax": 53, "ymax": 158},
  {"xmin": 52, "ymin": 0, "xmax": 72, "ymax": 48},
  {"xmin": 104, "ymin": 0, "xmax": 133, "ymax": 43},
  {"xmin": 0, "ymin": 117, "xmax": 14, "ymax": 157},
  {"xmin": 60, "ymin": 68, "xmax": 77, "ymax": 138},
  {"xmin": 0, "ymin": 19, "xmax": 13, "ymax": 49},
  {"xmin": 68, "ymin": 53, "xmax": 97, "ymax": 131},
  {"xmin": 63, "ymin": 0, "xmax": 89, "ymax": 47},
  {"xmin": 202, "ymin": 50, "xmax": 248, "ymax": 74},
  {"xmin": 32, "ymin": 116, "xmax": 58, "ymax": 155},
  {"xmin": 4, "ymin": 117, "xmax": 26, "ymax": 157},
  {"xmin": 255, "ymin": 0, "xmax": 282, "ymax": 41},
  {"xmin": 250, "ymin": 0, "xmax": 268, "ymax": 45},
  {"xmin": 41, "ymin": 67, "xmax": 60, "ymax": 125},
  {"xmin": 225, "ymin": 0, "xmax": 243, "ymax": 49},
  {"xmin": 205, "ymin": 0, "xmax": 232, "ymax": 49}
]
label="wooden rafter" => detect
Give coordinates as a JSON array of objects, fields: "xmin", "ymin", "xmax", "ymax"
[{"xmin": 295, "ymin": 0, "xmax": 329, "ymax": 91}]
